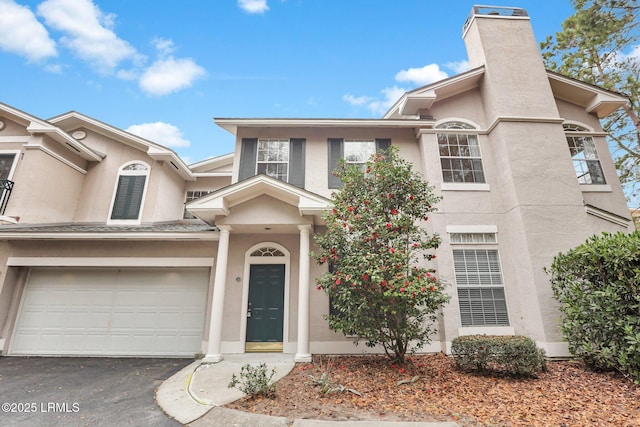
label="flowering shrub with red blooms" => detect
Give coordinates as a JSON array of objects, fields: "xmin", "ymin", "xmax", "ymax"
[{"xmin": 313, "ymin": 146, "xmax": 450, "ymax": 364}]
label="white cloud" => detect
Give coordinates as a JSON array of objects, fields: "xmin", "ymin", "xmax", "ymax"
[
  {"xmin": 343, "ymin": 94, "xmax": 373, "ymax": 106},
  {"xmin": 343, "ymin": 60, "xmax": 472, "ymax": 115},
  {"xmin": 445, "ymin": 60, "xmax": 471, "ymax": 74},
  {"xmin": 37, "ymin": 0, "xmax": 138, "ymax": 73},
  {"xmin": 139, "ymin": 57, "xmax": 206, "ymax": 96},
  {"xmin": 152, "ymin": 37, "xmax": 175, "ymax": 56},
  {"xmin": 343, "ymin": 87, "xmax": 406, "ymax": 116},
  {"xmin": 395, "ymin": 64, "xmax": 448, "ymax": 86},
  {"xmin": 126, "ymin": 122, "xmax": 191, "ymax": 148},
  {"xmin": 238, "ymin": 0, "xmax": 269, "ymax": 14},
  {"xmin": 367, "ymin": 86, "xmax": 407, "ymax": 116},
  {"xmin": 0, "ymin": 0, "xmax": 56, "ymax": 62}
]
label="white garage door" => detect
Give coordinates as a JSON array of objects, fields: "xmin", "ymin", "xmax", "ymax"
[{"xmin": 10, "ymin": 268, "xmax": 209, "ymax": 357}]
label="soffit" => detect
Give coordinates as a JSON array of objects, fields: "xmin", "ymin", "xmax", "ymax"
[{"xmin": 547, "ymin": 72, "xmax": 628, "ymax": 118}]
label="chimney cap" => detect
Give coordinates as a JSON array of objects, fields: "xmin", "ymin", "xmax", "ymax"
[{"xmin": 463, "ymin": 5, "xmax": 529, "ymax": 35}]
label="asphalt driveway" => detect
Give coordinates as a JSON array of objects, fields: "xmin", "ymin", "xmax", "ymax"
[{"xmin": 0, "ymin": 357, "xmax": 192, "ymax": 426}]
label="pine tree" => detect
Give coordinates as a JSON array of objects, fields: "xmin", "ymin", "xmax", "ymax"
[{"xmin": 541, "ymin": 0, "xmax": 640, "ymax": 199}]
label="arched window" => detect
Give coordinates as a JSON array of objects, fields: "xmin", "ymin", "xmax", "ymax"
[
  {"xmin": 250, "ymin": 247, "xmax": 286, "ymax": 257},
  {"xmin": 563, "ymin": 124, "xmax": 606, "ymax": 185},
  {"xmin": 436, "ymin": 121, "xmax": 485, "ymax": 183},
  {"xmin": 109, "ymin": 161, "xmax": 150, "ymax": 222}
]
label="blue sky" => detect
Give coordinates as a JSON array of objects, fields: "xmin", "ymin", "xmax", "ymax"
[{"xmin": 0, "ymin": 0, "xmax": 576, "ymax": 164}]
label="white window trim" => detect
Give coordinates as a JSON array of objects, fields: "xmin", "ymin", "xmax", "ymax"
[
  {"xmin": 107, "ymin": 160, "xmax": 150, "ymax": 225},
  {"xmin": 446, "ymin": 225, "xmax": 498, "ymax": 234},
  {"xmin": 453, "ymin": 247, "xmax": 511, "ymax": 328},
  {"xmin": 238, "ymin": 242, "xmax": 291, "ymax": 354},
  {"xmin": 441, "ymin": 183, "xmax": 490, "ymax": 191},
  {"xmin": 580, "ymin": 184, "xmax": 612, "ymax": 192},
  {"xmin": 564, "ymin": 123, "xmax": 607, "ymax": 185},
  {"xmin": 256, "ymin": 138, "xmax": 290, "ymax": 182},
  {"xmin": 437, "ymin": 124, "xmax": 488, "ymax": 186},
  {"xmin": 0, "ymin": 150, "xmax": 21, "ymax": 181},
  {"xmin": 343, "ymin": 139, "xmax": 376, "ymax": 168},
  {"xmin": 434, "ymin": 118, "xmax": 481, "ymax": 130}
]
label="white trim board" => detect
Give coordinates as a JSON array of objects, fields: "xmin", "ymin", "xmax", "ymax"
[{"xmin": 7, "ymin": 257, "xmax": 215, "ymax": 267}]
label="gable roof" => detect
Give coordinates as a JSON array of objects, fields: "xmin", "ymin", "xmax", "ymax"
[
  {"xmin": 49, "ymin": 111, "xmax": 196, "ymax": 181},
  {"xmin": 0, "ymin": 102, "xmax": 103, "ymax": 161},
  {"xmin": 384, "ymin": 66, "xmax": 629, "ymax": 120},
  {"xmin": 189, "ymin": 153, "xmax": 234, "ymax": 176},
  {"xmin": 384, "ymin": 66, "xmax": 486, "ymax": 118},
  {"xmin": 187, "ymin": 174, "xmax": 331, "ymax": 224}
]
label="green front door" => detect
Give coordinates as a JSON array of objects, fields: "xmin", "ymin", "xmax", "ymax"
[{"xmin": 246, "ymin": 264, "xmax": 285, "ymax": 351}]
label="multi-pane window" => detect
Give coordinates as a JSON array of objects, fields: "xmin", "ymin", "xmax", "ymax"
[
  {"xmin": 110, "ymin": 162, "xmax": 149, "ymax": 221},
  {"xmin": 257, "ymin": 139, "xmax": 289, "ymax": 181},
  {"xmin": 183, "ymin": 190, "xmax": 212, "ymax": 219},
  {"xmin": 344, "ymin": 139, "xmax": 376, "ymax": 170},
  {"xmin": 564, "ymin": 124, "xmax": 606, "ymax": 185},
  {"xmin": 454, "ymin": 249, "xmax": 509, "ymax": 327},
  {"xmin": 437, "ymin": 122, "xmax": 485, "ymax": 183}
]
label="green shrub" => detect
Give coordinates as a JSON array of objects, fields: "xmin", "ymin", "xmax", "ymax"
[
  {"xmin": 451, "ymin": 335, "xmax": 547, "ymax": 377},
  {"xmin": 547, "ymin": 231, "xmax": 640, "ymax": 384},
  {"xmin": 227, "ymin": 363, "xmax": 277, "ymax": 397}
]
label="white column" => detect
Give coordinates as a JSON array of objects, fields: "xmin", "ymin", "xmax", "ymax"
[
  {"xmin": 203, "ymin": 225, "xmax": 231, "ymax": 363},
  {"xmin": 295, "ymin": 224, "xmax": 312, "ymax": 362}
]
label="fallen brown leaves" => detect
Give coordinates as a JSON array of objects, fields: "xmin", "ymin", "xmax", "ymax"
[{"xmin": 225, "ymin": 353, "xmax": 640, "ymax": 426}]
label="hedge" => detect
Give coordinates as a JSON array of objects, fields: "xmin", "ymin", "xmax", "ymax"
[
  {"xmin": 451, "ymin": 335, "xmax": 547, "ymax": 377},
  {"xmin": 547, "ymin": 232, "xmax": 640, "ymax": 384}
]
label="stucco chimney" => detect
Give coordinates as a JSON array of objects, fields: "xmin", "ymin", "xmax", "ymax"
[{"xmin": 462, "ymin": 5, "xmax": 559, "ymax": 120}]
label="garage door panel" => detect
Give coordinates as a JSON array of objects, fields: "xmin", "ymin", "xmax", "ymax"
[{"xmin": 11, "ymin": 267, "xmax": 209, "ymax": 357}]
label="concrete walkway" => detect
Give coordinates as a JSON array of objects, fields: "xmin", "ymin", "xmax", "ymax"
[{"xmin": 155, "ymin": 353, "xmax": 459, "ymax": 427}]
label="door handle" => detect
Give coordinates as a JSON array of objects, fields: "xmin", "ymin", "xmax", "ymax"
[{"xmin": 247, "ymin": 302, "xmax": 252, "ymax": 318}]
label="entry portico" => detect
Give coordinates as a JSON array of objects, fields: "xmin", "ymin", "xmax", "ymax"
[{"xmin": 187, "ymin": 175, "xmax": 330, "ymax": 362}]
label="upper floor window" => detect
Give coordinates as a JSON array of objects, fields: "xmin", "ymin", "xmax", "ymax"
[
  {"xmin": 257, "ymin": 139, "xmax": 289, "ymax": 181},
  {"xmin": 238, "ymin": 138, "xmax": 305, "ymax": 188},
  {"xmin": 344, "ymin": 139, "xmax": 376, "ymax": 171},
  {"xmin": 563, "ymin": 124, "xmax": 606, "ymax": 185},
  {"xmin": 436, "ymin": 122, "xmax": 485, "ymax": 184},
  {"xmin": 327, "ymin": 138, "xmax": 391, "ymax": 188},
  {"xmin": 109, "ymin": 161, "xmax": 149, "ymax": 223}
]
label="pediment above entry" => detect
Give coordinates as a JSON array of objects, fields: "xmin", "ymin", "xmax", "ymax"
[{"xmin": 186, "ymin": 174, "xmax": 331, "ymax": 230}]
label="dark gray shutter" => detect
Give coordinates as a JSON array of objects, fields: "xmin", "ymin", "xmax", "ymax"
[
  {"xmin": 288, "ymin": 138, "xmax": 305, "ymax": 188},
  {"xmin": 375, "ymin": 138, "xmax": 391, "ymax": 154},
  {"xmin": 327, "ymin": 138, "xmax": 344, "ymax": 189},
  {"xmin": 238, "ymin": 138, "xmax": 258, "ymax": 181},
  {"xmin": 111, "ymin": 175, "xmax": 146, "ymax": 220}
]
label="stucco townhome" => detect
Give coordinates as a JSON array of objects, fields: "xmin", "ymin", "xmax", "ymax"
[{"xmin": 0, "ymin": 5, "xmax": 633, "ymax": 362}]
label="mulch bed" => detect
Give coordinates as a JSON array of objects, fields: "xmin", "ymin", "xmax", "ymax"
[{"xmin": 225, "ymin": 353, "xmax": 640, "ymax": 426}]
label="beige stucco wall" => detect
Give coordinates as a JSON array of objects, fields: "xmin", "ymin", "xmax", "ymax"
[
  {"xmin": 8, "ymin": 144, "xmax": 85, "ymax": 223},
  {"xmin": 73, "ymin": 131, "xmax": 189, "ymax": 223},
  {"xmin": 234, "ymin": 127, "xmax": 423, "ymax": 198},
  {"xmin": 0, "ymin": 117, "xmax": 30, "ymax": 136}
]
